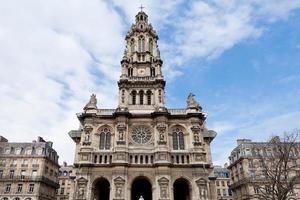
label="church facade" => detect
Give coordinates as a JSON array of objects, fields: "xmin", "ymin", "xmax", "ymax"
[{"xmin": 69, "ymin": 11, "xmax": 217, "ymax": 200}]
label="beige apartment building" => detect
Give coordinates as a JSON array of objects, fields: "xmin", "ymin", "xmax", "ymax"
[
  {"xmin": 213, "ymin": 165, "xmax": 232, "ymax": 200},
  {"xmin": 0, "ymin": 136, "xmax": 59, "ymax": 200},
  {"xmin": 228, "ymin": 138, "xmax": 300, "ymax": 200},
  {"xmin": 56, "ymin": 162, "xmax": 75, "ymax": 200},
  {"xmin": 68, "ymin": 10, "xmax": 217, "ymax": 200}
]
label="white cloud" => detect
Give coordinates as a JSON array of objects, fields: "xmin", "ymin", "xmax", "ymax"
[
  {"xmin": 210, "ymin": 121, "xmax": 237, "ymax": 136},
  {"xmin": 239, "ymin": 111, "xmax": 300, "ymax": 139},
  {"xmin": 0, "ymin": 0, "xmax": 124, "ymax": 164}
]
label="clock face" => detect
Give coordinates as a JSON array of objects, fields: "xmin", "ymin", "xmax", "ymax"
[
  {"xmin": 138, "ymin": 68, "xmax": 146, "ymax": 75},
  {"xmin": 131, "ymin": 125, "xmax": 152, "ymax": 144}
]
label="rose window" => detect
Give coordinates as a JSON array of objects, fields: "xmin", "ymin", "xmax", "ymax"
[{"xmin": 131, "ymin": 126, "xmax": 152, "ymax": 144}]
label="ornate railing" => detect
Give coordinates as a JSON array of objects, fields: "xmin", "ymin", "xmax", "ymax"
[
  {"xmin": 97, "ymin": 109, "xmax": 115, "ymax": 115},
  {"xmin": 168, "ymin": 109, "xmax": 186, "ymax": 115},
  {"xmin": 0, "ymin": 175, "xmax": 59, "ymax": 188}
]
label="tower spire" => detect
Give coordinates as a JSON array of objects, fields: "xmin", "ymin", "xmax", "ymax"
[{"xmin": 118, "ymin": 10, "xmax": 165, "ymax": 112}]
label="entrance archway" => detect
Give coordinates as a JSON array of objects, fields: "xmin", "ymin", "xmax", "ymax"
[
  {"xmin": 131, "ymin": 177, "xmax": 152, "ymax": 200},
  {"xmin": 94, "ymin": 178, "xmax": 110, "ymax": 200},
  {"xmin": 173, "ymin": 178, "xmax": 190, "ymax": 200}
]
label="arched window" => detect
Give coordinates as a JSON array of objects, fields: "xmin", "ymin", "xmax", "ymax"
[
  {"xmin": 149, "ymin": 38, "xmax": 153, "ymax": 53},
  {"xmin": 150, "ymin": 67, "xmax": 155, "ymax": 77},
  {"xmin": 147, "ymin": 90, "xmax": 151, "ymax": 105},
  {"xmin": 138, "ymin": 36, "xmax": 145, "ymax": 52},
  {"xmin": 130, "ymin": 39, "xmax": 135, "ymax": 52},
  {"xmin": 158, "ymin": 89, "xmax": 162, "ymax": 103},
  {"xmin": 139, "ymin": 90, "xmax": 144, "ymax": 105},
  {"xmin": 128, "ymin": 67, "xmax": 133, "ymax": 77},
  {"xmin": 99, "ymin": 128, "xmax": 111, "ymax": 150},
  {"xmin": 173, "ymin": 128, "xmax": 185, "ymax": 150},
  {"xmin": 132, "ymin": 91, "xmax": 137, "ymax": 105}
]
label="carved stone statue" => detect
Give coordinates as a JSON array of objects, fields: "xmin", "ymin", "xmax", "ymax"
[
  {"xmin": 187, "ymin": 93, "xmax": 201, "ymax": 110},
  {"xmin": 84, "ymin": 94, "xmax": 97, "ymax": 110}
]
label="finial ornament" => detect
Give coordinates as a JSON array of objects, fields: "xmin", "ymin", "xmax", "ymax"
[
  {"xmin": 139, "ymin": 4, "xmax": 145, "ymax": 12},
  {"xmin": 187, "ymin": 93, "xmax": 202, "ymax": 110},
  {"xmin": 84, "ymin": 94, "xmax": 97, "ymax": 110}
]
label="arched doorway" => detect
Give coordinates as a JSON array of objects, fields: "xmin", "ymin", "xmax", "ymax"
[
  {"xmin": 94, "ymin": 178, "xmax": 110, "ymax": 200},
  {"xmin": 131, "ymin": 177, "xmax": 152, "ymax": 200},
  {"xmin": 173, "ymin": 178, "xmax": 190, "ymax": 200}
]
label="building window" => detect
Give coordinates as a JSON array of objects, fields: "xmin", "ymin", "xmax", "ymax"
[
  {"xmin": 132, "ymin": 91, "xmax": 137, "ymax": 105},
  {"xmin": 21, "ymin": 170, "xmax": 26, "ymax": 179},
  {"xmin": 216, "ymin": 181, "xmax": 219, "ymax": 186},
  {"xmin": 158, "ymin": 89, "xmax": 162, "ymax": 103},
  {"xmin": 17, "ymin": 184, "xmax": 23, "ymax": 193},
  {"xmin": 139, "ymin": 90, "xmax": 144, "ymax": 105},
  {"xmin": 32, "ymin": 170, "xmax": 37, "ymax": 177},
  {"xmin": 128, "ymin": 67, "xmax": 133, "ymax": 77},
  {"xmin": 150, "ymin": 67, "xmax": 155, "ymax": 77},
  {"xmin": 99, "ymin": 128, "xmax": 111, "ymax": 150},
  {"xmin": 173, "ymin": 128, "xmax": 185, "ymax": 150},
  {"xmin": 5, "ymin": 184, "xmax": 11, "ymax": 193},
  {"xmin": 223, "ymin": 189, "xmax": 227, "ymax": 196},
  {"xmin": 60, "ymin": 187, "xmax": 65, "ymax": 195},
  {"xmin": 29, "ymin": 183, "xmax": 34, "ymax": 193},
  {"xmin": 217, "ymin": 189, "xmax": 221, "ymax": 196},
  {"xmin": 9, "ymin": 170, "xmax": 14, "ymax": 178},
  {"xmin": 146, "ymin": 90, "xmax": 151, "ymax": 105},
  {"xmin": 0, "ymin": 170, "xmax": 3, "ymax": 178},
  {"xmin": 138, "ymin": 36, "xmax": 145, "ymax": 52},
  {"xmin": 222, "ymin": 181, "xmax": 225, "ymax": 186}
]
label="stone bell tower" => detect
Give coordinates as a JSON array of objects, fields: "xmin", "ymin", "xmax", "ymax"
[
  {"xmin": 69, "ymin": 9, "xmax": 218, "ymax": 200},
  {"xmin": 118, "ymin": 11, "xmax": 165, "ymax": 112}
]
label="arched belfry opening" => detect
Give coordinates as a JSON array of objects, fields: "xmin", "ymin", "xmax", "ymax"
[
  {"xmin": 131, "ymin": 177, "xmax": 152, "ymax": 200},
  {"xmin": 173, "ymin": 178, "xmax": 191, "ymax": 200},
  {"xmin": 93, "ymin": 178, "xmax": 110, "ymax": 200}
]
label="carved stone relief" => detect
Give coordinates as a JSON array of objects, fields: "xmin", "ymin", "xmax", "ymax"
[
  {"xmin": 114, "ymin": 176, "xmax": 125, "ymax": 200},
  {"xmin": 76, "ymin": 177, "xmax": 88, "ymax": 200},
  {"xmin": 117, "ymin": 123, "xmax": 126, "ymax": 145},
  {"xmin": 156, "ymin": 123, "xmax": 167, "ymax": 145},
  {"xmin": 158, "ymin": 177, "xmax": 169, "ymax": 199},
  {"xmin": 196, "ymin": 178, "xmax": 208, "ymax": 200},
  {"xmin": 191, "ymin": 125, "xmax": 202, "ymax": 146},
  {"xmin": 83, "ymin": 125, "xmax": 93, "ymax": 145}
]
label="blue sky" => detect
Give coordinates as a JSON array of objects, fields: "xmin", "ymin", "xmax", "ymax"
[{"xmin": 0, "ymin": 0, "xmax": 299, "ymax": 165}]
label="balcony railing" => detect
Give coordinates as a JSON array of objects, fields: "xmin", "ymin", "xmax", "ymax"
[
  {"xmin": 168, "ymin": 109, "xmax": 186, "ymax": 115},
  {"xmin": 97, "ymin": 109, "xmax": 115, "ymax": 115},
  {"xmin": 0, "ymin": 175, "xmax": 59, "ymax": 188}
]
